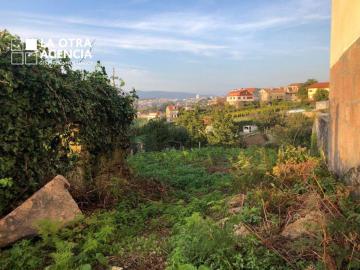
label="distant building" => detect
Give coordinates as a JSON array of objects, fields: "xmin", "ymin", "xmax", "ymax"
[
  {"xmin": 183, "ymin": 106, "xmax": 194, "ymax": 111},
  {"xmin": 137, "ymin": 111, "xmax": 162, "ymax": 121},
  {"xmin": 166, "ymin": 105, "xmax": 179, "ymax": 122},
  {"xmin": 259, "ymin": 88, "xmax": 286, "ymax": 102},
  {"xmin": 208, "ymin": 96, "xmax": 226, "ymax": 106},
  {"xmin": 307, "ymin": 82, "xmax": 330, "ymax": 100},
  {"xmin": 286, "ymin": 83, "xmax": 302, "ymax": 93},
  {"xmin": 285, "ymin": 83, "xmax": 302, "ymax": 101},
  {"xmin": 226, "ymin": 88, "xmax": 257, "ymax": 106},
  {"xmin": 246, "ymin": 88, "xmax": 260, "ymax": 100}
]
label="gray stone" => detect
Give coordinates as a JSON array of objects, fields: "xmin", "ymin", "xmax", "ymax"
[
  {"xmin": 0, "ymin": 175, "xmax": 82, "ymax": 247},
  {"xmin": 281, "ymin": 210, "xmax": 325, "ymax": 239},
  {"xmin": 281, "ymin": 193, "xmax": 325, "ymax": 239},
  {"xmin": 312, "ymin": 112, "xmax": 329, "ymax": 159}
]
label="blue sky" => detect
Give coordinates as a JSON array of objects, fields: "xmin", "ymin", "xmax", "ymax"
[{"xmin": 0, "ymin": 0, "xmax": 331, "ymax": 94}]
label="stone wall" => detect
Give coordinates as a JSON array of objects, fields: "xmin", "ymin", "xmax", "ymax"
[
  {"xmin": 329, "ymin": 1, "xmax": 360, "ymax": 182},
  {"xmin": 313, "ymin": 113, "xmax": 329, "ymax": 160}
]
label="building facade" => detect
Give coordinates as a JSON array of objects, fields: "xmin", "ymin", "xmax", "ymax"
[
  {"xmin": 329, "ymin": 0, "xmax": 360, "ymax": 180},
  {"xmin": 307, "ymin": 82, "xmax": 330, "ymax": 101},
  {"xmin": 226, "ymin": 88, "xmax": 257, "ymax": 106},
  {"xmin": 259, "ymin": 88, "xmax": 286, "ymax": 102},
  {"xmin": 285, "ymin": 83, "xmax": 302, "ymax": 101},
  {"xmin": 165, "ymin": 105, "xmax": 179, "ymax": 122},
  {"xmin": 137, "ymin": 111, "xmax": 162, "ymax": 121},
  {"xmin": 208, "ymin": 97, "xmax": 226, "ymax": 106}
]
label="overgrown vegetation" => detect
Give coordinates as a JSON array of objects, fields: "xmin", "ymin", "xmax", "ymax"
[
  {"xmin": 132, "ymin": 119, "xmax": 190, "ymax": 152},
  {"xmin": 0, "ymin": 31, "xmax": 357, "ymax": 270},
  {"xmin": 0, "ymin": 31, "xmax": 136, "ymax": 215},
  {"xmin": 1, "ymin": 146, "xmax": 358, "ymax": 269},
  {"xmin": 313, "ymin": 89, "xmax": 329, "ymax": 102}
]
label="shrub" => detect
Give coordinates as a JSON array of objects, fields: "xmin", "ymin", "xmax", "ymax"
[
  {"xmin": 313, "ymin": 89, "xmax": 329, "ymax": 102},
  {"xmin": 273, "ymin": 145, "xmax": 318, "ymax": 187},
  {"xmin": 0, "ymin": 31, "xmax": 136, "ymax": 215},
  {"xmin": 271, "ymin": 114, "xmax": 313, "ymax": 147},
  {"xmin": 139, "ymin": 119, "xmax": 190, "ymax": 151},
  {"xmin": 231, "ymin": 147, "xmax": 277, "ymax": 192}
]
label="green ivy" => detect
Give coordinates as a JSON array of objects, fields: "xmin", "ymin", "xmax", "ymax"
[{"xmin": 0, "ymin": 31, "xmax": 136, "ymax": 215}]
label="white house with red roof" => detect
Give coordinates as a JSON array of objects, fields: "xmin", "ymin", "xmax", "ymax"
[
  {"xmin": 307, "ymin": 82, "xmax": 330, "ymax": 100},
  {"xmin": 226, "ymin": 88, "xmax": 258, "ymax": 106},
  {"xmin": 165, "ymin": 105, "xmax": 179, "ymax": 122}
]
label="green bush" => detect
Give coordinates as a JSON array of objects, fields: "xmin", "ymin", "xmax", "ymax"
[
  {"xmin": 231, "ymin": 147, "xmax": 277, "ymax": 191},
  {"xmin": 0, "ymin": 31, "xmax": 136, "ymax": 215},
  {"xmin": 138, "ymin": 119, "xmax": 190, "ymax": 151},
  {"xmin": 313, "ymin": 89, "xmax": 329, "ymax": 102},
  {"xmin": 271, "ymin": 114, "xmax": 313, "ymax": 147}
]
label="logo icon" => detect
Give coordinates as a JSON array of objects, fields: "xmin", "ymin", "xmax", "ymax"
[{"xmin": 11, "ymin": 38, "xmax": 38, "ymax": 65}]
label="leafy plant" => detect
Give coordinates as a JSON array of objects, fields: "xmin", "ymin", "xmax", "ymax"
[{"xmin": 0, "ymin": 31, "xmax": 136, "ymax": 215}]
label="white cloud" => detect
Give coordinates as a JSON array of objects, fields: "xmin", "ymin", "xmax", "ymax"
[
  {"xmin": 0, "ymin": 0, "xmax": 330, "ymax": 92},
  {"xmin": 99, "ymin": 35, "xmax": 226, "ymax": 54}
]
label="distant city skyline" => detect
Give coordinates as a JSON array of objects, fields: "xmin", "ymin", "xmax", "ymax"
[{"xmin": 0, "ymin": 0, "xmax": 331, "ymax": 95}]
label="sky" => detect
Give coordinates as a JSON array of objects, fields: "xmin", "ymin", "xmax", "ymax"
[{"xmin": 0, "ymin": 0, "xmax": 331, "ymax": 95}]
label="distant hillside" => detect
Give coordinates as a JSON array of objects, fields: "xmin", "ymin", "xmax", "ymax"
[{"xmin": 136, "ymin": 90, "xmax": 199, "ymax": 99}]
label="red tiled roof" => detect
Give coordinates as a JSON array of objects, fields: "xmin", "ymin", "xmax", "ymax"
[
  {"xmin": 308, "ymin": 82, "xmax": 330, "ymax": 89},
  {"xmin": 270, "ymin": 88, "xmax": 286, "ymax": 94},
  {"xmin": 244, "ymin": 88, "xmax": 257, "ymax": 93},
  {"xmin": 166, "ymin": 105, "xmax": 177, "ymax": 111},
  {"xmin": 228, "ymin": 89, "xmax": 253, "ymax": 97}
]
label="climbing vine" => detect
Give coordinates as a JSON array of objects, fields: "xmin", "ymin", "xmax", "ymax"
[{"xmin": 0, "ymin": 31, "xmax": 137, "ymax": 215}]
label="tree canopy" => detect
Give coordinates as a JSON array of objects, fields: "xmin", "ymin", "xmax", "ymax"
[
  {"xmin": 313, "ymin": 89, "xmax": 329, "ymax": 101},
  {"xmin": 297, "ymin": 78, "xmax": 318, "ymax": 102}
]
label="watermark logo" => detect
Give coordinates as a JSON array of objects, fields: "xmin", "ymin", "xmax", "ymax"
[
  {"xmin": 11, "ymin": 39, "xmax": 38, "ymax": 65},
  {"xmin": 11, "ymin": 38, "xmax": 94, "ymax": 65}
]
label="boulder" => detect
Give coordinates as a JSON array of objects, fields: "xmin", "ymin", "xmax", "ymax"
[
  {"xmin": 281, "ymin": 210, "xmax": 325, "ymax": 239},
  {"xmin": 0, "ymin": 175, "xmax": 82, "ymax": 248},
  {"xmin": 281, "ymin": 193, "xmax": 326, "ymax": 239}
]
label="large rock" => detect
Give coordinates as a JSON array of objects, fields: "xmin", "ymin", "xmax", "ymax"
[
  {"xmin": 281, "ymin": 193, "xmax": 326, "ymax": 239},
  {"xmin": 0, "ymin": 175, "xmax": 82, "ymax": 248},
  {"xmin": 281, "ymin": 210, "xmax": 325, "ymax": 239}
]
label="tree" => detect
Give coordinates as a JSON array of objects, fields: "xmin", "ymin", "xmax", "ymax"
[
  {"xmin": 176, "ymin": 107, "xmax": 207, "ymax": 146},
  {"xmin": 313, "ymin": 89, "xmax": 329, "ymax": 101},
  {"xmin": 297, "ymin": 79, "xmax": 318, "ymax": 102},
  {"xmin": 140, "ymin": 119, "xmax": 189, "ymax": 151},
  {"xmin": 270, "ymin": 114, "xmax": 313, "ymax": 147},
  {"xmin": 254, "ymin": 111, "xmax": 284, "ymax": 131},
  {"xmin": 206, "ymin": 110, "xmax": 238, "ymax": 145}
]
